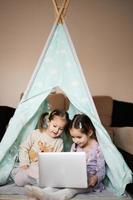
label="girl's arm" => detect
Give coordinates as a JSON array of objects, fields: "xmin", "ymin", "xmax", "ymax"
[
  {"xmin": 95, "ymin": 145, "xmax": 106, "ymax": 184},
  {"xmin": 88, "ymin": 145, "xmax": 105, "ymax": 187},
  {"xmin": 70, "ymin": 143, "xmax": 77, "ymax": 152},
  {"xmin": 19, "ymin": 132, "xmax": 34, "ymax": 167}
]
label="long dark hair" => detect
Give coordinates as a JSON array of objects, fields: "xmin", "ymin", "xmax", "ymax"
[{"xmin": 69, "ymin": 114, "xmax": 97, "ymax": 140}]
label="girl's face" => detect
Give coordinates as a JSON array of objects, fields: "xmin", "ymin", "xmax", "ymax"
[
  {"xmin": 47, "ymin": 116, "xmax": 66, "ymax": 138},
  {"xmin": 70, "ymin": 127, "xmax": 91, "ymax": 148}
]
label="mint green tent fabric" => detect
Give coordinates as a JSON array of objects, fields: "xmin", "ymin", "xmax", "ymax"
[{"xmin": 0, "ymin": 23, "xmax": 132, "ymax": 195}]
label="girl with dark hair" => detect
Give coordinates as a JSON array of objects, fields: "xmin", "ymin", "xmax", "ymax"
[{"xmin": 69, "ymin": 114, "xmax": 105, "ymax": 189}]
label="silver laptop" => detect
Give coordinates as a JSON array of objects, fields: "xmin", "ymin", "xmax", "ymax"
[{"xmin": 38, "ymin": 152, "xmax": 88, "ymax": 188}]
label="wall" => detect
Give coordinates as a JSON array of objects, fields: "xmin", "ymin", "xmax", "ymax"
[{"xmin": 0, "ymin": 0, "xmax": 133, "ymax": 107}]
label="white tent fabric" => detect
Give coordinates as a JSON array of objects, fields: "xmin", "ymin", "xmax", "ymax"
[{"xmin": 0, "ymin": 23, "xmax": 132, "ymax": 195}]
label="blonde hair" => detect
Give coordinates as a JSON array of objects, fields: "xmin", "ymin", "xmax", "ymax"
[{"xmin": 38, "ymin": 109, "xmax": 69, "ymax": 132}]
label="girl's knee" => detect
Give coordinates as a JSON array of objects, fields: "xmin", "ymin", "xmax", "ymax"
[
  {"xmin": 14, "ymin": 176, "xmax": 25, "ymax": 186},
  {"xmin": 14, "ymin": 171, "xmax": 27, "ymax": 186}
]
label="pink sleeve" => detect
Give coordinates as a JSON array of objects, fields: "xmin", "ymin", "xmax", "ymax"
[{"xmin": 96, "ymin": 145, "xmax": 106, "ymax": 184}]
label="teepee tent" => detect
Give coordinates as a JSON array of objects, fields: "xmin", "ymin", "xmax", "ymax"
[{"xmin": 0, "ymin": 0, "xmax": 132, "ymax": 195}]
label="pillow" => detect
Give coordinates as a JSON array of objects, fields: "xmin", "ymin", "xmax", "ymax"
[
  {"xmin": 0, "ymin": 106, "xmax": 15, "ymax": 141},
  {"xmin": 93, "ymin": 96, "xmax": 113, "ymax": 127},
  {"xmin": 118, "ymin": 147, "xmax": 133, "ymax": 172},
  {"xmin": 113, "ymin": 127, "xmax": 133, "ymax": 155},
  {"xmin": 111, "ymin": 100, "xmax": 133, "ymax": 127}
]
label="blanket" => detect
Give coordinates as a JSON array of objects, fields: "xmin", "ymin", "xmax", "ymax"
[{"xmin": 0, "ymin": 183, "xmax": 132, "ymax": 200}]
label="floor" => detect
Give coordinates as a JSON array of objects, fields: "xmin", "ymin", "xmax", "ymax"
[
  {"xmin": 0, "ymin": 194, "xmax": 132, "ymax": 200},
  {"xmin": 0, "ymin": 195, "xmax": 26, "ymax": 200},
  {"xmin": 0, "ymin": 184, "xmax": 132, "ymax": 200}
]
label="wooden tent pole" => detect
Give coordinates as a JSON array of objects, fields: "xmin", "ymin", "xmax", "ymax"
[
  {"xmin": 52, "ymin": 0, "xmax": 64, "ymax": 23},
  {"xmin": 54, "ymin": 0, "xmax": 66, "ymax": 24},
  {"xmin": 52, "ymin": 0, "xmax": 70, "ymax": 24},
  {"xmin": 54, "ymin": 0, "xmax": 70, "ymax": 21},
  {"xmin": 52, "ymin": 0, "xmax": 66, "ymax": 24},
  {"xmin": 61, "ymin": 0, "xmax": 70, "ymax": 19}
]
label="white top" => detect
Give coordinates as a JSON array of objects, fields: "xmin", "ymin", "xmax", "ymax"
[{"xmin": 19, "ymin": 129, "xmax": 63, "ymax": 167}]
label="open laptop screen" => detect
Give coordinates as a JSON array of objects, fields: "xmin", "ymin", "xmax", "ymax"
[{"xmin": 38, "ymin": 152, "xmax": 88, "ymax": 188}]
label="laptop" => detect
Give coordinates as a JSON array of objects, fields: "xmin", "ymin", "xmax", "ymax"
[{"xmin": 38, "ymin": 152, "xmax": 88, "ymax": 188}]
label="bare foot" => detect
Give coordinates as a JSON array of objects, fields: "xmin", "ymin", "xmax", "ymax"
[
  {"xmin": 32, "ymin": 186, "xmax": 59, "ymax": 200},
  {"xmin": 28, "ymin": 197, "xmax": 38, "ymax": 200},
  {"xmin": 25, "ymin": 185, "xmax": 33, "ymax": 197},
  {"xmin": 25, "ymin": 185, "xmax": 38, "ymax": 200},
  {"xmin": 32, "ymin": 186, "xmax": 46, "ymax": 200},
  {"xmin": 29, "ymin": 186, "xmax": 67, "ymax": 200}
]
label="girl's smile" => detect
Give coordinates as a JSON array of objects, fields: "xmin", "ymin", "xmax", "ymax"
[
  {"xmin": 70, "ymin": 128, "xmax": 90, "ymax": 148},
  {"xmin": 47, "ymin": 116, "xmax": 66, "ymax": 138}
]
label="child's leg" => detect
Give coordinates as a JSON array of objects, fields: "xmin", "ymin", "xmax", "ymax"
[
  {"xmin": 25, "ymin": 185, "xmax": 58, "ymax": 195},
  {"xmin": 25, "ymin": 185, "xmax": 58, "ymax": 200},
  {"xmin": 28, "ymin": 186, "xmax": 90, "ymax": 200},
  {"xmin": 27, "ymin": 198, "xmax": 37, "ymax": 200},
  {"xmin": 25, "ymin": 185, "xmax": 37, "ymax": 200},
  {"xmin": 50, "ymin": 188, "xmax": 90, "ymax": 200},
  {"xmin": 14, "ymin": 169, "xmax": 37, "ymax": 186}
]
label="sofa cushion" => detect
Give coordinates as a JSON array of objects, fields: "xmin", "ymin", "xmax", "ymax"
[
  {"xmin": 93, "ymin": 96, "xmax": 113, "ymax": 127},
  {"xmin": 113, "ymin": 127, "xmax": 133, "ymax": 155},
  {"xmin": 118, "ymin": 147, "xmax": 133, "ymax": 172},
  {"xmin": 112, "ymin": 100, "xmax": 133, "ymax": 127},
  {"xmin": 0, "ymin": 106, "xmax": 15, "ymax": 141},
  {"xmin": 104, "ymin": 126, "xmax": 114, "ymax": 140}
]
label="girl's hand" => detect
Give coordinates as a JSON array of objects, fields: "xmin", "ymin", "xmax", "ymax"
[
  {"xmin": 88, "ymin": 175, "xmax": 98, "ymax": 187},
  {"xmin": 20, "ymin": 165, "xmax": 29, "ymax": 170}
]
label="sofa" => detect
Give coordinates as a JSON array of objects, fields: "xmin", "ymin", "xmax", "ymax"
[
  {"xmin": 93, "ymin": 95, "xmax": 133, "ymax": 197},
  {"xmin": 47, "ymin": 93, "xmax": 133, "ymax": 169},
  {"xmin": 48, "ymin": 94, "xmax": 133, "ymax": 153},
  {"xmin": 93, "ymin": 96, "xmax": 133, "ymax": 155},
  {"xmin": 93, "ymin": 95, "xmax": 133, "ymax": 173},
  {"xmin": 1, "ymin": 93, "xmax": 133, "ymax": 162},
  {"xmin": 0, "ymin": 106, "xmax": 15, "ymax": 142},
  {"xmin": 1, "ymin": 93, "xmax": 133, "ymax": 197}
]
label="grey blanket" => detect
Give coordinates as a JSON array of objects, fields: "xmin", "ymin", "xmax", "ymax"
[{"xmin": 0, "ymin": 184, "xmax": 132, "ymax": 200}]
